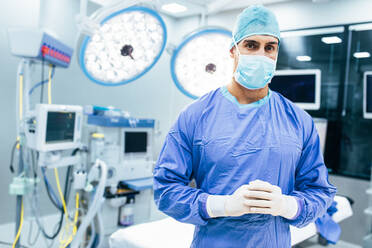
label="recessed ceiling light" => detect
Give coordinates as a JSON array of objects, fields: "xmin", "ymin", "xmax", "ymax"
[
  {"xmin": 353, "ymin": 52, "xmax": 370, "ymax": 59},
  {"xmin": 296, "ymin": 56, "xmax": 312, "ymax": 62},
  {"xmin": 312, "ymin": 0, "xmax": 330, "ymax": 2},
  {"xmin": 321, "ymin": 36, "xmax": 342, "ymax": 44},
  {"xmin": 161, "ymin": 3, "xmax": 187, "ymax": 13}
]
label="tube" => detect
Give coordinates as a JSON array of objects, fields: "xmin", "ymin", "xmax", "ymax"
[
  {"xmin": 96, "ymin": 211, "xmax": 104, "ymax": 248},
  {"xmin": 69, "ymin": 159, "xmax": 107, "ymax": 248},
  {"xmin": 85, "ymin": 221, "xmax": 95, "ymax": 248},
  {"xmin": 15, "ymin": 59, "xmax": 25, "ymax": 137}
]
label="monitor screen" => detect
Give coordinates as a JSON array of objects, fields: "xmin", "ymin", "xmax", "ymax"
[
  {"xmin": 124, "ymin": 132, "xmax": 148, "ymax": 153},
  {"xmin": 270, "ymin": 74, "xmax": 316, "ymax": 103},
  {"xmin": 46, "ymin": 112, "xmax": 75, "ymax": 143},
  {"xmin": 366, "ymin": 74, "xmax": 372, "ymax": 114}
]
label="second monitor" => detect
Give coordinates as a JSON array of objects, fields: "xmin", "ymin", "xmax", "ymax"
[
  {"xmin": 124, "ymin": 131, "xmax": 148, "ymax": 154},
  {"xmin": 270, "ymin": 69, "xmax": 321, "ymax": 110}
]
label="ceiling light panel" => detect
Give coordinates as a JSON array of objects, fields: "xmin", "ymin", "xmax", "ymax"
[
  {"xmin": 353, "ymin": 52, "xmax": 370, "ymax": 59},
  {"xmin": 321, "ymin": 36, "xmax": 342, "ymax": 44},
  {"xmin": 296, "ymin": 55, "xmax": 312, "ymax": 62},
  {"xmin": 161, "ymin": 3, "xmax": 187, "ymax": 13}
]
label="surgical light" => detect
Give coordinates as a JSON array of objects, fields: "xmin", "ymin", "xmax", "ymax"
[
  {"xmin": 79, "ymin": 6, "xmax": 167, "ymax": 86},
  {"xmin": 161, "ymin": 3, "xmax": 187, "ymax": 13},
  {"xmin": 296, "ymin": 55, "xmax": 312, "ymax": 62},
  {"xmin": 353, "ymin": 52, "xmax": 370, "ymax": 59},
  {"xmin": 171, "ymin": 28, "xmax": 233, "ymax": 99},
  {"xmin": 321, "ymin": 36, "xmax": 342, "ymax": 44}
]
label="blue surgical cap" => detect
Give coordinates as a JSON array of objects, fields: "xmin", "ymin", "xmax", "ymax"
[{"xmin": 231, "ymin": 5, "xmax": 280, "ymax": 48}]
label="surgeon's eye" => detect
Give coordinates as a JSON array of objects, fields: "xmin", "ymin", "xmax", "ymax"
[
  {"xmin": 245, "ymin": 41, "xmax": 259, "ymax": 50},
  {"xmin": 265, "ymin": 45, "xmax": 276, "ymax": 52}
]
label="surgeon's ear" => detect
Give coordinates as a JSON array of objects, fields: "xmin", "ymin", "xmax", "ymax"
[{"xmin": 230, "ymin": 47, "xmax": 235, "ymax": 58}]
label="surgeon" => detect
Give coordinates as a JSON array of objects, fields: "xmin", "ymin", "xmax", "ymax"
[{"xmin": 154, "ymin": 5, "xmax": 336, "ymax": 247}]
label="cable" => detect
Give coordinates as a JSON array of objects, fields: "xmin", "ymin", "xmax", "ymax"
[
  {"xmin": 22, "ymin": 146, "xmax": 34, "ymax": 183},
  {"xmin": 15, "ymin": 61, "xmax": 24, "ymax": 141},
  {"xmin": 28, "ymin": 66, "xmax": 55, "ymax": 95},
  {"xmin": 40, "ymin": 59, "xmax": 44, "ymax": 103},
  {"xmin": 9, "ymin": 140, "xmax": 19, "ymax": 173},
  {"xmin": 19, "ymin": 74, "xmax": 23, "ymax": 120},
  {"xmin": 42, "ymin": 167, "xmax": 63, "ymax": 210},
  {"xmin": 41, "ymin": 148, "xmax": 80, "ymax": 211},
  {"xmin": 30, "ymin": 177, "xmax": 66, "ymax": 240},
  {"xmin": 59, "ymin": 193, "xmax": 80, "ymax": 248},
  {"xmin": 12, "ymin": 198, "xmax": 24, "ymax": 248},
  {"xmin": 0, "ymin": 240, "xmax": 28, "ymax": 248},
  {"xmin": 48, "ymin": 64, "xmax": 52, "ymax": 104},
  {"xmin": 73, "ymin": 194, "xmax": 80, "ymax": 231},
  {"xmin": 54, "ymin": 166, "xmax": 73, "ymax": 248},
  {"xmin": 30, "ymin": 163, "xmax": 74, "ymax": 240},
  {"xmin": 17, "ymin": 73, "xmax": 23, "ymax": 150},
  {"xmin": 26, "ymin": 168, "xmax": 39, "ymax": 248},
  {"xmin": 54, "ymin": 168, "xmax": 69, "ymax": 217},
  {"xmin": 30, "ymin": 150, "xmax": 37, "ymax": 179},
  {"xmin": 32, "ymin": 148, "xmax": 79, "ymax": 240},
  {"xmin": 27, "ymin": 219, "xmax": 41, "ymax": 247},
  {"xmin": 16, "ymin": 70, "xmax": 23, "ymax": 156}
]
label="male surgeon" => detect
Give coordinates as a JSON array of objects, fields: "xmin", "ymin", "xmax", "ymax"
[{"xmin": 153, "ymin": 5, "xmax": 336, "ymax": 247}]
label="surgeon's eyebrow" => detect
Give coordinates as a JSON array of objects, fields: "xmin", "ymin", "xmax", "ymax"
[
  {"xmin": 242, "ymin": 40, "xmax": 278, "ymax": 46},
  {"xmin": 243, "ymin": 39, "xmax": 259, "ymax": 45}
]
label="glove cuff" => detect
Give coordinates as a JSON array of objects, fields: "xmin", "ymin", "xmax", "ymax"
[
  {"xmin": 281, "ymin": 195, "xmax": 299, "ymax": 220},
  {"xmin": 206, "ymin": 195, "xmax": 227, "ymax": 218}
]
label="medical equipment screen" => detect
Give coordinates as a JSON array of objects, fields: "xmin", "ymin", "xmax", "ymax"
[
  {"xmin": 270, "ymin": 74, "xmax": 316, "ymax": 103},
  {"xmin": 367, "ymin": 75, "xmax": 372, "ymax": 114},
  {"xmin": 125, "ymin": 132, "xmax": 148, "ymax": 153},
  {"xmin": 46, "ymin": 112, "xmax": 75, "ymax": 143}
]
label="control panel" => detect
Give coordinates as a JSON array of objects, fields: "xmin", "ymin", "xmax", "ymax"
[{"xmin": 8, "ymin": 27, "xmax": 73, "ymax": 68}]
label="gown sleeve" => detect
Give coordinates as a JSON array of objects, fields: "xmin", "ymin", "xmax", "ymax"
[
  {"xmin": 285, "ymin": 118, "xmax": 337, "ymax": 228},
  {"xmin": 153, "ymin": 109, "xmax": 210, "ymax": 226}
]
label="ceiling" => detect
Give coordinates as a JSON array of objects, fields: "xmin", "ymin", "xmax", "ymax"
[
  {"xmin": 90, "ymin": 0, "xmax": 333, "ymax": 19},
  {"xmin": 156, "ymin": 0, "xmax": 301, "ymax": 18}
]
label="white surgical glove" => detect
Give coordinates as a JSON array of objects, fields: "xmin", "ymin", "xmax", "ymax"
[
  {"xmin": 206, "ymin": 185, "xmax": 251, "ymax": 217},
  {"xmin": 206, "ymin": 180, "xmax": 299, "ymax": 219},
  {"xmin": 245, "ymin": 180, "xmax": 299, "ymax": 220}
]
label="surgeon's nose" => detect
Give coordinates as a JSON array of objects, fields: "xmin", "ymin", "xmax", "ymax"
[
  {"xmin": 255, "ymin": 47, "xmax": 276, "ymax": 61},
  {"xmin": 256, "ymin": 47, "xmax": 266, "ymax": 56}
]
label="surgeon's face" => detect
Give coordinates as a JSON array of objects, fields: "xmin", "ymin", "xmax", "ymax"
[{"xmin": 230, "ymin": 35, "xmax": 279, "ymax": 71}]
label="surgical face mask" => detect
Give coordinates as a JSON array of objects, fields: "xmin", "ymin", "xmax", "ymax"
[{"xmin": 233, "ymin": 42, "xmax": 277, "ymax": 90}]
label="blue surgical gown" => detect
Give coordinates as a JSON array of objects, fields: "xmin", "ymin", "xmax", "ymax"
[{"xmin": 153, "ymin": 87, "xmax": 336, "ymax": 248}]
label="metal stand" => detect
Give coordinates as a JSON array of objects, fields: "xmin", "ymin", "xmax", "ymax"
[
  {"xmin": 13, "ymin": 59, "xmax": 31, "ymax": 248},
  {"xmin": 14, "ymin": 145, "xmax": 24, "ymax": 248}
]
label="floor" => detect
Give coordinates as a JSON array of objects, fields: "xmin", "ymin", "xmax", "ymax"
[{"xmin": 296, "ymin": 236, "xmax": 362, "ymax": 248}]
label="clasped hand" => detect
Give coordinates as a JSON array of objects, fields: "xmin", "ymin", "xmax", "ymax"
[{"xmin": 225, "ymin": 180, "xmax": 298, "ymax": 219}]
